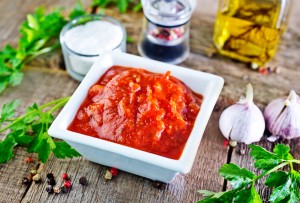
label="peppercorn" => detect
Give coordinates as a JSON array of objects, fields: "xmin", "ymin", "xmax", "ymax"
[
  {"xmin": 47, "ymin": 178, "xmax": 56, "ymax": 186},
  {"xmin": 64, "ymin": 181, "xmax": 72, "ymax": 189},
  {"xmin": 60, "ymin": 186, "xmax": 68, "ymax": 193},
  {"xmin": 24, "ymin": 157, "xmax": 33, "ymax": 163},
  {"xmin": 46, "ymin": 173, "xmax": 54, "ymax": 179},
  {"xmin": 46, "ymin": 185, "xmax": 54, "ymax": 194},
  {"xmin": 79, "ymin": 177, "xmax": 88, "ymax": 186},
  {"xmin": 152, "ymin": 181, "xmax": 166, "ymax": 189},
  {"xmin": 62, "ymin": 173, "xmax": 68, "ymax": 181},
  {"xmin": 30, "ymin": 169, "xmax": 37, "ymax": 175},
  {"xmin": 22, "ymin": 177, "xmax": 30, "ymax": 185},
  {"xmin": 32, "ymin": 174, "xmax": 41, "ymax": 183},
  {"xmin": 104, "ymin": 170, "xmax": 112, "ymax": 180},
  {"xmin": 53, "ymin": 186, "xmax": 60, "ymax": 194},
  {"xmin": 109, "ymin": 168, "xmax": 118, "ymax": 177}
]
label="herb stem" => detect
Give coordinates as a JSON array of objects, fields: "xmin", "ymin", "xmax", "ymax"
[
  {"xmin": 0, "ymin": 97, "xmax": 70, "ymax": 133},
  {"xmin": 289, "ymin": 159, "xmax": 300, "ymax": 165},
  {"xmin": 48, "ymin": 97, "xmax": 70, "ymax": 114},
  {"xmin": 254, "ymin": 162, "xmax": 288, "ymax": 181}
]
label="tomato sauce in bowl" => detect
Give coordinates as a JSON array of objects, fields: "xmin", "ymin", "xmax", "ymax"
[{"xmin": 68, "ymin": 66, "xmax": 203, "ymax": 160}]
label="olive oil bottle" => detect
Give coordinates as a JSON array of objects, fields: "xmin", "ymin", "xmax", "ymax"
[{"xmin": 213, "ymin": 0, "xmax": 291, "ymax": 66}]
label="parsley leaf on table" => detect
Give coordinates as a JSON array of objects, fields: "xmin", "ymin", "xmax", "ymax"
[
  {"xmin": 197, "ymin": 144, "xmax": 300, "ymax": 203},
  {"xmin": 219, "ymin": 163, "xmax": 256, "ymax": 189},
  {"xmin": 0, "ymin": 98, "xmax": 80, "ymax": 164}
]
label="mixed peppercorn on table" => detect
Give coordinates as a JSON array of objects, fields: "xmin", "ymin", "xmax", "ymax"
[{"xmin": 1, "ymin": 0, "xmax": 300, "ymax": 202}]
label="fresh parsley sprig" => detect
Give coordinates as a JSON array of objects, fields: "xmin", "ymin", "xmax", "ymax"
[
  {"xmin": 0, "ymin": 1, "xmax": 87, "ymax": 94},
  {"xmin": 197, "ymin": 144, "xmax": 300, "ymax": 203},
  {"xmin": 0, "ymin": 98, "xmax": 80, "ymax": 163}
]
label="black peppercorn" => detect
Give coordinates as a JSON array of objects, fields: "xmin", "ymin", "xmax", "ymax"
[
  {"xmin": 22, "ymin": 177, "xmax": 30, "ymax": 185},
  {"xmin": 47, "ymin": 178, "xmax": 56, "ymax": 186},
  {"xmin": 152, "ymin": 181, "xmax": 166, "ymax": 189},
  {"xmin": 60, "ymin": 186, "xmax": 68, "ymax": 193},
  {"xmin": 79, "ymin": 177, "xmax": 88, "ymax": 186},
  {"xmin": 46, "ymin": 173, "xmax": 54, "ymax": 179},
  {"xmin": 46, "ymin": 185, "xmax": 54, "ymax": 194}
]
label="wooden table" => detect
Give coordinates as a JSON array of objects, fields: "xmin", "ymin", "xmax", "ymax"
[{"xmin": 0, "ymin": 1, "xmax": 300, "ymax": 202}]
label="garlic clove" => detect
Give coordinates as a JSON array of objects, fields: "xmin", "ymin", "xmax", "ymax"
[
  {"xmin": 264, "ymin": 90, "xmax": 300, "ymax": 140},
  {"xmin": 219, "ymin": 84, "xmax": 265, "ymax": 144}
]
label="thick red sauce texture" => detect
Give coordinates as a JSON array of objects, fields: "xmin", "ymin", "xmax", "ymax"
[{"xmin": 68, "ymin": 66, "xmax": 203, "ymax": 160}]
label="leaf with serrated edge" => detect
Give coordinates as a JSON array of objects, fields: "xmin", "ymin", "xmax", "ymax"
[
  {"xmin": 35, "ymin": 139, "xmax": 50, "ymax": 163},
  {"xmin": 249, "ymin": 144, "xmax": 277, "ymax": 160},
  {"xmin": 234, "ymin": 185, "xmax": 262, "ymax": 203},
  {"xmin": 0, "ymin": 100, "xmax": 20, "ymax": 120},
  {"xmin": 273, "ymin": 144, "xmax": 293, "ymax": 160},
  {"xmin": 254, "ymin": 159, "xmax": 281, "ymax": 171},
  {"xmin": 291, "ymin": 170, "xmax": 300, "ymax": 187},
  {"xmin": 52, "ymin": 142, "xmax": 80, "ymax": 159},
  {"xmin": 269, "ymin": 177, "xmax": 291, "ymax": 202},
  {"xmin": 219, "ymin": 163, "xmax": 255, "ymax": 189},
  {"xmin": 265, "ymin": 171, "xmax": 289, "ymax": 188},
  {"xmin": 0, "ymin": 136, "xmax": 14, "ymax": 163}
]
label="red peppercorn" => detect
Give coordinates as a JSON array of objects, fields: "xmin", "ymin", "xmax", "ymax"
[
  {"xmin": 62, "ymin": 173, "xmax": 68, "ymax": 181},
  {"xmin": 223, "ymin": 140, "xmax": 229, "ymax": 147},
  {"xmin": 24, "ymin": 157, "xmax": 33, "ymax": 163},
  {"xmin": 109, "ymin": 167, "xmax": 118, "ymax": 177},
  {"xmin": 64, "ymin": 181, "xmax": 72, "ymax": 189},
  {"xmin": 258, "ymin": 67, "xmax": 269, "ymax": 75}
]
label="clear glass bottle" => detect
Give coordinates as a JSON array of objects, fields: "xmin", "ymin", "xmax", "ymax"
[
  {"xmin": 138, "ymin": 0, "xmax": 195, "ymax": 64},
  {"xmin": 213, "ymin": 0, "xmax": 292, "ymax": 66}
]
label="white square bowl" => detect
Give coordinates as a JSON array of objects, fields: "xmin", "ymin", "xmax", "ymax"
[{"xmin": 48, "ymin": 52, "xmax": 224, "ymax": 183}]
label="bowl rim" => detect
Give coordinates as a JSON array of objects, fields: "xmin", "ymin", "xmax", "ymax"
[{"xmin": 48, "ymin": 52, "xmax": 224, "ymax": 174}]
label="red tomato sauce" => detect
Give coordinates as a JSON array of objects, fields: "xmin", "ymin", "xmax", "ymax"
[{"xmin": 68, "ymin": 66, "xmax": 203, "ymax": 160}]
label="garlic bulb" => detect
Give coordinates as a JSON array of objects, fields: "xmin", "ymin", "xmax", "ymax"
[
  {"xmin": 219, "ymin": 84, "xmax": 265, "ymax": 144},
  {"xmin": 264, "ymin": 90, "xmax": 300, "ymax": 141}
]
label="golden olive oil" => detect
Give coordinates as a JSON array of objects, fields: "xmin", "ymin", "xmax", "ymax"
[{"xmin": 213, "ymin": 0, "xmax": 286, "ymax": 66}]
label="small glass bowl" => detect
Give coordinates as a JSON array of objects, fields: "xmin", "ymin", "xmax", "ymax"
[{"xmin": 60, "ymin": 14, "xmax": 126, "ymax": 81}]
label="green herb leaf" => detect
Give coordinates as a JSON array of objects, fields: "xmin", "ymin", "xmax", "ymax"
[
  {"xmin": 118, "ymin": 0, "xmax": 129, "ymax": 13},
  {"xmin": 69, "ymin": 0, "xmax": 87, "ymax": 20},
  {"xmin": 268, "ymin": 175, "xmax": 300, "ymax": 203},
  {"xmin": 234, "ymin": 185, "xmax": 262, "ymax": 203},
  {"xmin": 126, "ymin": 36, "xmax": 135, "ymax": 43},
  {"xmin": 219, "ymin": 163, "xmax": 255, "ymax": 189},
  {"xmin": 93, "ymin": 0, "xmax": 141, "ymax": 13},
  {"xmin": 35, "ymin": 137, "xmax": 51, "ymax": 163},
  {"xmin": 249, "ymin": 144, "xmax": 277, "ymax": 160},
  {"xmin": 0, "ymin": 136, "xmax": 14, "ymax": 163},
  {"xmin": 273, "ymin": 144, "xmax": 293, "ymax": 160},
  {"xmin": 250, "ymin": 144, "xmax": 283, "ymax": 171},
  {"xmin": 291, "ymin": 170, "xmax": 300, "ymax": 187},
  {"xmin": 0, "ymin": 100, "xmax": 20, "ymax": 121},
  {"xmin": 9, "ymin": 72, "xmax": 24, "ymax": 86},
  {"xmin": 265, "ymin": 171, "xmax": 289, "ymax": 188},
  {"xmin": 197, "ymin": 189, "xmax": 237, "ymax": 203},
  {"xmin": 253, "ymin": 159, "xmax": 281, "ymax": 171},
  {"xmin": 52, "ymin": 142, "xmax": 81, "ymax": 159}
]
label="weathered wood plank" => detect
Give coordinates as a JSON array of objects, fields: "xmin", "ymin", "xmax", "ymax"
[{"xmin": 1, "ymin": 0, "xmax": 300, "ymax": 202}]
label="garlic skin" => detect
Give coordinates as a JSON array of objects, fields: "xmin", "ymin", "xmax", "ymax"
[
  {"xmin": 264, "ymin": 90, "xmax": 300, "ymax": 141},
  {"xmin": 219, "ymin": 84, "xmax": 265, "ymax": 144}
]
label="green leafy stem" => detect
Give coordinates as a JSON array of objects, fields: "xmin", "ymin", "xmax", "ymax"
[
  {"xmin": 0, "ymin": 97, "xmax": 81, "ymax": 164},
  {"xmin": 197, "ymin": 144, "xmax": 300, "ymax": 203}
]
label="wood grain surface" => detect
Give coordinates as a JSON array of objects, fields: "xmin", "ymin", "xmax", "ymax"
[{"xmin": 0, "ymin": 0, "xmax": 300, "ymax": 203}]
